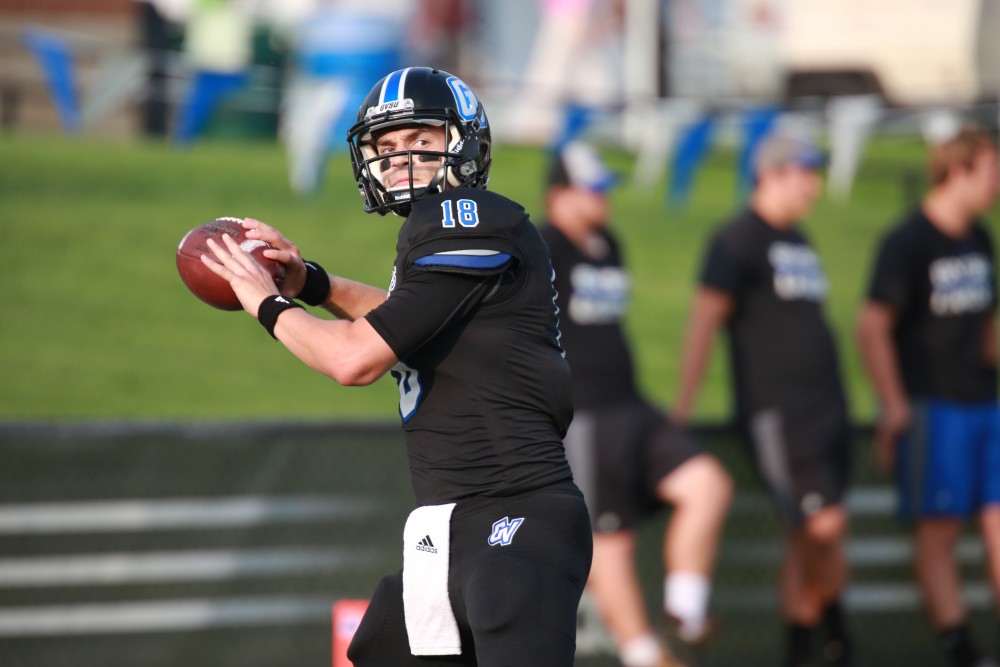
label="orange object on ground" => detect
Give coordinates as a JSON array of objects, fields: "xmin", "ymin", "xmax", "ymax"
[{"xmin": 331, "ymin": 599, "xmax": 370, "ymax": 667}]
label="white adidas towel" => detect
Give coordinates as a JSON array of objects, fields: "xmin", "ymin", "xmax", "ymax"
[{"xmin": 402, "ymin": 502, "xmax": 461, "ymax": 655}]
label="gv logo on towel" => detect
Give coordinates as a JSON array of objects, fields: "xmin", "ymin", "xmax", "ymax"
[{"xmin": 487, "ymin": 516, "xmax": 524, "ymax": 546}]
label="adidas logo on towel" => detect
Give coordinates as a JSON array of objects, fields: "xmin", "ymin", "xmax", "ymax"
[{"xmin": 415, "ymin": 535, "xmax": 438, "ymax": 553}]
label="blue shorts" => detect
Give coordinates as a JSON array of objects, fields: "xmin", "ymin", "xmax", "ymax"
[{"xmin": 897, "ymin": 399, "xmax": 1000, "ymax": 520}]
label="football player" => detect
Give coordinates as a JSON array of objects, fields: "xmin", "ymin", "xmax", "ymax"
[{"xmin": 200, "ymin": 67, "xmax": 592, "ymax": 667}]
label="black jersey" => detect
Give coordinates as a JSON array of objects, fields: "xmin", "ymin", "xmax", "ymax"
[
  {"xmin": 365, "ymin": 188, "xmax": 575, "ymax": 505},
  {"xmin": 700, "ymin": 209, "xmax": 847, "ymax": 418},
  {"xmin": 866, "ymin": 210, "xmax": 998, "ymax": 402},
  {"xmin": 540, "ymin": 224, "xmax": 639, "ymax": 409}
]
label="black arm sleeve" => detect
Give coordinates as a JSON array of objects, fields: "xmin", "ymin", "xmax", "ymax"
[
  {"xmin": 866, "ymin": 231, "xmax": 912, "ymax": 310},
  {"xmin": 364, "ymin": 270, "xmax": 497, "ymax": 360},
  {"xmin": 699, "ymin": 235, "xmax": 748, "ymax": 296}
]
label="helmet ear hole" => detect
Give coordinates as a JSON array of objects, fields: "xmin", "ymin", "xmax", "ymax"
[
  {"xmin": 446, "ymin": 124, "xmax": 462, "ymax": 152},
  {"xmin": 445, "ymin": 122, "xmax": 490, "ymax": 189}
]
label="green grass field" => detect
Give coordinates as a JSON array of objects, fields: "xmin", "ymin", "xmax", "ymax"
[{"xmin": 0, "ymin": 132, "xmax": 956, "ymax": 422}]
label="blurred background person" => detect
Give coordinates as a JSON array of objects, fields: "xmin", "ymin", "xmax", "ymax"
[
  {"xmin": 171, "ymin": 0, "xmax": 253, "ymax": 144},
  {"xmin": 541, "ymin": 141, "xmax": 733, "ymax": 667},
  {"xmin": 673, "ymin": 132, "xmax": 854, "ymax": 667},
  {"xmin": 856, "ymin": 124, "xmax": 1000, "ymax": 667},
  {"xmin": 408, "ymin": 0, "xmax": 472, "ymax": 75},
  {"xmin": 504, "ymin": 0, "xmax": 625, "ymax": 144}
]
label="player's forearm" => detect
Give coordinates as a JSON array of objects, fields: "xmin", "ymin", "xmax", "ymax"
[
  {"xmin": 674, "ymin": 290, "xmax": 731, "ymax": 423},
  {"xmin": 983, "ymin": 316, "xmax": 998, "ymax": 367},
  {"xmin": 856, "ymin": 303, "xmax": 908, "ymax": 407},
  {"xmin": 674, "ymin": 319, "xmax": 716, "ymax": 423},
  {"xmin": 273, "ymin": 310, "xmax": 396, "ymax": 386},
  {"xmin": 320, "ymin": 275, "xmax": 389, "ymax": 321}
]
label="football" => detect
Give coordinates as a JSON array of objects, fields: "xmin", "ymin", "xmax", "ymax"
[{"xmin": 176, "ymin": 217, "xmax": 286, "ymax": 311}]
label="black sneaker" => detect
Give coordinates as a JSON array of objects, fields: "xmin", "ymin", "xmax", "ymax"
[
  {"xmin": 821, "ymin": 635, "xmax": 852, "ymax": 667},
  {"xmin": 662, "ymin": 613, "xmax": 716, "ymax": 667}
]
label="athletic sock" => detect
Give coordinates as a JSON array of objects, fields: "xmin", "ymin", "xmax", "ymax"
[
  {"xmin": 785, "ymin": 622, "xmax": 815, "ymax": 667},
  {"xmin": 938, "ymin": 623, "xmax": 981, "ymax": 667},
  {"xmin": 619, "ymin": 633, "xmax": 665, "ymax": 667},
  {"xmin": 664, "ymin": 571, "xmax": 711, "ymax": 640}
]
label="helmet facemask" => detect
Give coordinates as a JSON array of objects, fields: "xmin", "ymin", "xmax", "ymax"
[{"xmin": 354, "ymin": 119, "xmax": 459, "ymax": 215}]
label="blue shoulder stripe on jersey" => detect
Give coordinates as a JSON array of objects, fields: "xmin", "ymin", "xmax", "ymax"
[
  {"xmin": 414, "ymin": 252, "xmax": 512, "ymax": 270},
  {"xmin": 381, "ymin": 68, "xmax": 406, "ymax": 104}
]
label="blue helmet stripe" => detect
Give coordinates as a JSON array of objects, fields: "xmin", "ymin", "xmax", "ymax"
[{"xmin": 380, "ymin": 68, "xmax": 408, "ymax": 105}]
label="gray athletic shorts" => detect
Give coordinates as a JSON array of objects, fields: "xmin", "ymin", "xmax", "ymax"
[
  {"xmin": 742, "ymin": 397, "xmax": 852, "ymax": 526},
  {"xmin": 563, "ymin": 399, "xmax": 704, "ymax": 532}
]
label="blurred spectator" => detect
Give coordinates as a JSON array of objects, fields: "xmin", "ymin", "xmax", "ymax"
[
  {"xmin": 857, "ymin": 124, "xmax": 1000, "ymax": 667},
  {"xmin": 506, "ymin": 0, "xmax": 625, "ymax": 144},
  {"xmin": 281, "ymin": 1, "xmax": 409, "ymax": 193},
  {"xmin": 171, "ymin": 0, "xmax": 254, "ymax": 144},
  {"xmin": 541, "ymin": 142, "xmax": 733, "ymax": 667},
  {"xmin": 184, "ymin": 0, "xmax": 253, "ymax": 74},
  {"xmin": 674, "ymin": 132, "xmax": 854, "ymax": 667},
  {"xmin": 135, "ymin": 0, "xmax": 174, "ymax": 136},
  {"xmin": 409, "ymin": 0, "xmax": 472, "ymax": 75}
]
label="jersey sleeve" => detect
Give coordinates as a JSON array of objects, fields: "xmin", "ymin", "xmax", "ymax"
[
  {"xmin": 699, "ymin": 232, "xmax": 750, "ymax": 295},
  {"xmin": 400, "ymin": 190, "xmax": 523, "ymax": 277},
  {"xmin": 364, "ymin": 269, "xmax": 497, "ymax": 361},
  {"xmin": 866, "ymin": 229, "xmax": 913, "ymax": 310}
]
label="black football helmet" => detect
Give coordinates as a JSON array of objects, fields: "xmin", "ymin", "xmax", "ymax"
[{"xmin": 347, "ymin": 67, "xmax": 492, "ymax": 216}]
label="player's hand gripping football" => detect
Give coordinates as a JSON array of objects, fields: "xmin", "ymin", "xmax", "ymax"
[
  {"xmin": 201, "ymin": 232, "xmax": 281, "ymax": 318},
  {"xmin": 240, "ymin": 218, "xmax": 309, "ymax": 300}
]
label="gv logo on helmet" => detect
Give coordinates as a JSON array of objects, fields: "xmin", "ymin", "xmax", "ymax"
[{"xmin": 447, "ymin": 77, "xmax": 478, "ymax": 121}]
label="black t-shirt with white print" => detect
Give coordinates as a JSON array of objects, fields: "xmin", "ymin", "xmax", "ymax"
[
  {"xmin": 700, "ymin": 208, "xmax": 847, "ymax": 419},
  {"xmin": 866, "ymin": 209, "xmax": 998, "ymax": 402},
  {"xmin": 540, "ymin": 224, "xmax": 640, "ymax": 409}
]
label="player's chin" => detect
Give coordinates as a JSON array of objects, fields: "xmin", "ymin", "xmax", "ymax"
[
  {"xmin": 387, "ymin": 180, "xmax": 418, "ymax": 191},
  {"xmin": 387, "ymin": 175, "xmax": 434, "ymax": 191}
]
